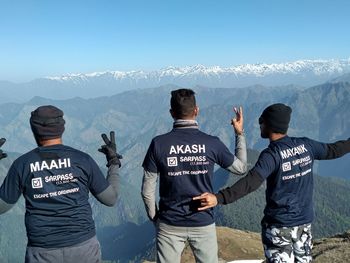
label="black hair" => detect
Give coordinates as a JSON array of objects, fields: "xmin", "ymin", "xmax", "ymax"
[{"xmin": 170, "ymin": 89, "xmax": 196, "ymax": 119}]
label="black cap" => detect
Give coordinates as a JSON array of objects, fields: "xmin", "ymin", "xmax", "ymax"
[
  {"xmin": 260, "ymin": 103, "xmax": 292, "ymax": 134},
  {"xmin": 30, "ymin": 105, "xmax": 65, "ymax": 140}
]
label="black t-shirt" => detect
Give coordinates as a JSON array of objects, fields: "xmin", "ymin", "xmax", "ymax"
[
  {"xmin": 0, "ymin": 144, "xmax": 109, "ymax": 248},
  {"xmin": 252, "ymin": 136, "xmax": 327, "ymax": 227},
  {"xmin": 142, "ymin": 128, "xmax": 235, "ymax": 227}
]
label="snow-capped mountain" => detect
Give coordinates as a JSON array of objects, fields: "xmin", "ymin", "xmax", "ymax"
[
  {"xmin": 0, "ymin": 58, "xmax": 350, "ymax": 103},
  {"xmin": 45, "ymin": 58, "xmax": 350, "ymax": 86}
]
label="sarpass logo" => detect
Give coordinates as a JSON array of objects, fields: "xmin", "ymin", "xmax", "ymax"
[
  {"xmin": 32, "ymin": 177, "xmax": 43, "ymax": 189},
  {"xmin": 167, "ymin": 157, "xmax": 178, "ymax": 167}
]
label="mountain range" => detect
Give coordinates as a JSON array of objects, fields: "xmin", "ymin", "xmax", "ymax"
[
  {"xmin": 1, "ymin": 58, "xmax": 350, "ymax": 103},
  {"xmin": 0, "ymin": 74, "xmax": 349, "ymax": 262},
  {"xmin": 2, "ymin": 79, "xmax": 348, "ymax": 178}
]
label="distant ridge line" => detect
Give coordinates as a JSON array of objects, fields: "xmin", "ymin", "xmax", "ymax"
[{"xmin": 45, "ymin": 58, "xmax": 350, "ymax": 81}]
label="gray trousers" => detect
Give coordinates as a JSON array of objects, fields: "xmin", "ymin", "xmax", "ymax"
[
  {"xmin": 157, "ymin": 222, "xmax": 218, "ymax": 263},
  {"xmin": 25, "ymin": 236, "xmax": 101, "ymax": 263}
]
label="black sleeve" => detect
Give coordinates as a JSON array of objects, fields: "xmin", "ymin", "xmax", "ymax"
[
  {"xmin": 215, "ymin": 169, "xmax": 264, "ymax": 205},
  {"xmin": 324, "ymin": 139, "xmax": 350, "ymax": 160}
]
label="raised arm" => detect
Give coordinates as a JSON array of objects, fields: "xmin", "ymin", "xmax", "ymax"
[
  {"xmin": 95, "ymin": 131, "xmax": 122, "ymax": 206},
  {"xmin": 0, "ymin": 138, "xmax": 20, "ymax": 214},
  {"xmin": 226, "ymin": 107, "xmax": 247, "ymax": 175},
  {"xmin": 95, "ymin": 165, "xmax": 120, "ymax": 207},
  {"xmin": 226, "ymin": 134, "xmax": 247, "ymax": 175}
]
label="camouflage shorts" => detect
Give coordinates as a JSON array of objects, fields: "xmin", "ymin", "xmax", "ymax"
[{"xmin": 262, "ymin": 223, "xmax": 312, "ymax": 263}]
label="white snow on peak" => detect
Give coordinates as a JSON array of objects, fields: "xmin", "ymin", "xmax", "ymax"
[{"xmin": 45, "ymin": 58, "xmax": 350, "ymax": 82}]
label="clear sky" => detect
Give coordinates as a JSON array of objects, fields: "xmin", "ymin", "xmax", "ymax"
[{"xmin": 1, "ymin": 0, "xmax": 350, "ymax": 82}]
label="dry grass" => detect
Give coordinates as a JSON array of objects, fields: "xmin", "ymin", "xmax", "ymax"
[
  {"xmin": 145, "ymin": 228, "xmax": 350, "ymax": 263},
  {"xmin": 313, "ymin": 231, "xmax": 350, "ymax": 263}
]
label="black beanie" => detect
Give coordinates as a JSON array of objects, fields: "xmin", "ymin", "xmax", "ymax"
[
  {"xmin": 260, "ymin": 103, "xmax": 292, "ymax": 134},
  {"xmin": 30, "ymin": 105, "xmax": 65, "ymax": 140}
]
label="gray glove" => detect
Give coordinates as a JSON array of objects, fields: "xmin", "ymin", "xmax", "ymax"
[
  {"xmin": 0, "ymin": 138, "xmax": 7, "ymax": 160},
  {"xmin": 98, "ymin": 131, "xmax": 122, "ymax": 167}
]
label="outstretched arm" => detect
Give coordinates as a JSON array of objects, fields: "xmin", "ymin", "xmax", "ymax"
[
  {"xmin": 323, "ymin": 139, "xmax": 350, "ymax": 159},
  {"xmin": 215, "ymin": 170, "xmax": 264, "ymax": 205},
  {"xmin": 193, "ymin": 169, "xmax": 264, "ymax": 210},
  {"xmin": 194, "ymin": 149, "xmax": 275, "ymax": 210},
  {"xmin": 141, "ymin": 170, "xmax": 158, "ymax": 221},
  {"xmin": 307, "ymin": 138, "xmax": 350, "ymax": 160}
]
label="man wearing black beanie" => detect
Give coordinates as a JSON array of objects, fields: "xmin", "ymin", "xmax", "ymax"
[
  {"xmin": 0, "ymin": 105, "xmax": 122, "ymax": 263},
  {"xmin": 259, "ymin": 103, "xmax": 292, "ymax": 135},
  {"xmin": 194, "ymin": 103, "xmax": 350, "ymax": 263}
]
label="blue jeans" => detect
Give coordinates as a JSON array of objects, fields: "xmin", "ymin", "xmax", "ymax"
[{"xmin": 157, "ymin": 222, "xmax": 218, "ymax": 263}]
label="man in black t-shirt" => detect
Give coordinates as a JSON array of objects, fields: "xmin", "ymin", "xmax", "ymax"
[
  {"xmin": 142, "ymin": 89, "xmax": 247, "ymax": 263},
  {"xmin": 0, "ymin": 105, "xmax": 122, "ymax": 263},
  {"xmin": 194, "ymin": 103, "xmax": 350, "ymax": 263}
]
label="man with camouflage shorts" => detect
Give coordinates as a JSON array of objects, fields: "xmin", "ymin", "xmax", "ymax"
[
  {"xmin": 262, "ymin": 223, "xmax": 312, "ymax": 262},
  {"xmin": 194, "ymin": 103, "xmax": 350, "ymax": 262}
]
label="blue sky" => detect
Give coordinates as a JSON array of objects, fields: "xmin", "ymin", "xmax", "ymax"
[{"xmin": 1, "ymin": 0, "xmax": 349, "ymax": 82}]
